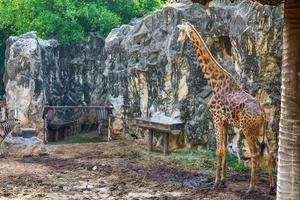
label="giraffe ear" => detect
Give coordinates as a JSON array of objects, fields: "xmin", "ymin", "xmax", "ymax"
[
  {"xmin": 185, "ymin": 29, "xmax": 191, "ymax": 38},
  {"xmin": 177, "ymin": 24, "xmax": 184, "ymax": 30}
]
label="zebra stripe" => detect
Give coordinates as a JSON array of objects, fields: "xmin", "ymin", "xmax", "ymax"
[{"xmin": 0, "ymin": 120, "xmax": 21, "ymax": 145}]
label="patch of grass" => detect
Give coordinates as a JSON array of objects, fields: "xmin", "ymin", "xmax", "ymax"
[
  {"xmin": 50, "ymin": 135, "xmax": 106, "ymax": 144},
  {"xmin": 227, "ymin": 153, "xmax": 249, "ymax": 172},
  {"xmin": 143, "ymin": 149, "xmax": 249, "ymax": 174},
  {"xmin": 142, "ymin": 149, "xmax": 215, "ymax": 174},
  {"xmin": 170, "ymin": 150, "xmax": 216, "ymax": 168}
]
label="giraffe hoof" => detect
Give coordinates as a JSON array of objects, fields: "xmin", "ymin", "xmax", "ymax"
[
  {"xmin": 220, "ymin": 180, "xmax": 226, "ymax": 187},
  {"xmin": 269, "ymin": 186, "xmax": 276, "ymax": 195},
  {"xmin": 213, "ymin": 182, "xmax": 220, "ymax": 189},
  {"xmin": 246, "ymin": 188, "xmax": 255, "ymax": 193}
]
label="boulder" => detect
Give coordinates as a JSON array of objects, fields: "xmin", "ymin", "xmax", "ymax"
[{"xmin": 1, "ymin": 134, "xmax": 47, "ymax": 157}]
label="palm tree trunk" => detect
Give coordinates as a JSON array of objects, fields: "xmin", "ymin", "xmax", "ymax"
[{"xmin": 277, "ymin": 1, "xmax": 300, "ymax": 199}]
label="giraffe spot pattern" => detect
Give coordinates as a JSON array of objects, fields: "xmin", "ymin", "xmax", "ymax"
[{"xmin": 204, "ymin": 57, "xmax": 210, "ymax": 64}]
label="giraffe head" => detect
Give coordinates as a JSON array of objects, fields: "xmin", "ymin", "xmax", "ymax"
[
  {"xmin": 177, "ymin": 21, "xmax": 194, "ymax": 43},
  {"xmin": 11, "ymin": 118, "xmax": 21, "ymax": 136}
]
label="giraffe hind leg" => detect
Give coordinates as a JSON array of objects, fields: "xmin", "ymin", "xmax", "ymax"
[
  {"xmin": 244, "ymin": 129, "xmax": 260, "ymax": 193},
  {"xmin": 258, "ymin": 123, "xmax": 276, "ymax": 193},
  {"xmin": 262, "ymin": 145, "xmax": 276, "ymax": 194}
]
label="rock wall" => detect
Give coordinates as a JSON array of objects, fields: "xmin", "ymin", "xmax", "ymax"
[
  {"xmin": 4, "ymin": 0, "xmax": 283, "ymax": 157},
  {"xmin": 104, "ymin": 0, "xmax": 283, "ymax": 154},
  {"xmin": 4, "ymin": 32, "xmax": 44, "ymax": 127},
  {"xmin": 4, "ymin": 32, "xmax": 107, "ymax": 130}
]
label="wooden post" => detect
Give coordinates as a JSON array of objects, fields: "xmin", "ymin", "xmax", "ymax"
[
  {"xmin": 43, "ymin": 118, "xmax": 46, "ymax": 144},
  {"xmin": 107, "ymin": 106, "xmax": 113, "ymax": 141},
  {"xmin": 55, "ymin": 129, "xmax": 59, "ymax": 141},
  {"xmin": 108, "ymin": 114, "xmax": 111, "ymax": 141},
  {"xmin": 163, "ymin": 132, "xmax": 169, "ymax": 156},
  {"xmin": 43, "ymin": 118, "xmax": 48, "ymax": 144},
  {"xmin": 148, "ymin": 130, "xmax": 153, "ymax": 152}
]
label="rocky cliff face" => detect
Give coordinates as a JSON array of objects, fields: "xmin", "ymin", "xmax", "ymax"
[
  {"xmin": 5, "ymin": 32, "xmax": 44, "ymax": 127},
  {"xmin": 4, "ymin": 0, "xmax": 283, "ymax": 157},
  {"xmin": 4, "ymin": 32, "xmax": 107, "ymax": 129},
  {"xmin": 104, "ymin": 0, "xmax": 283, "ymax": 154}
]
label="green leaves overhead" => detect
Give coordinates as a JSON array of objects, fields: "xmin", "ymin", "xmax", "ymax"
[{"xmin": 0, "ymin": 0, "xmax": 164, "ymax": 44}]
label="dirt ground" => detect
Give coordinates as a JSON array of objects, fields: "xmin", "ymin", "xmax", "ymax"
[{"xmin": 0, "ymin": 137, "xmax": 276, "ymax": 200}]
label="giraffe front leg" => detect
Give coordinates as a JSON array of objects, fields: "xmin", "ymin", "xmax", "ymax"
[
  {"xmin": 244, "ymin": 133, "xmax": 259, "ymax": 193},
  {"xmin": 248, "ymin": 153, "xmax": 259, "ymax": 193},
  {"xmin": 213, "ymin": 123, "xmax": 225, "ymax": 189},
  {"xmin": 220, "ymin": 126, "xmax": 228, "ymax": 186},
  {"xmin": 214, "ymin": 145, "xmax": 222, "ymax": 188}
]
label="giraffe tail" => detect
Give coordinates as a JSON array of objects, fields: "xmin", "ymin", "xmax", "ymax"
[
  {"xmin": 259, "ymin": 115, "xmax": 269, "ymax": 157},
  {"xmin": 260, "ymin": 141, "xmax": 266, "ymax": 157}
]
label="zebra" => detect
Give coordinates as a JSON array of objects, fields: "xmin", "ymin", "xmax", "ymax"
[{"xmin": 0, "ymin": 119, "xmax": 21, "ymax": 145}]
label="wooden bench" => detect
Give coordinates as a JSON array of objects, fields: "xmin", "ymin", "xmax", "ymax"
[
  {"xmin": 47, "ymin": 121, "xmax": 76, "ymax": 142},
  {"xmin": 43, "ymin": 105, "xmax": 114, "ymax": 143},
  {"xmin": 135, "ymin": 117, "xmax": 184, "ymax": 155}
]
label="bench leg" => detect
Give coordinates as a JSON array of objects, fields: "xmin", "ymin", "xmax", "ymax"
[
  {"xmin": 43, "ymin": 119, "xmax": 48, "ymax": 144},
  {"xmin": 55, "ymin": 130, "xmax": 59, "ymax": 141},
  {"xmin": 108, "ymin": 114, "xmax": 112, "ymax": 141},
  {"xmin": 148, "ymin": 130, "xmax": 153, "ymax": 152},
  {"xmin": 163, "ymin": 132, "xmax": 169, "ymax": 156},
  {"xmin": 43, "ymin": 119, "xmax": 46, "ymax": 144}
]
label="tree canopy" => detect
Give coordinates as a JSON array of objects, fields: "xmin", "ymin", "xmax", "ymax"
[
  {"xmin": 0, "ymin": 0, "xmax": 165, "ymax": 93},
  {"xmin": 0, "ymin": 0, "xmax": 164, "ymax": 44}
]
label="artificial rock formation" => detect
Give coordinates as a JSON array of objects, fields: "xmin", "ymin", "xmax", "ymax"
[
  {"xmin": 104, "ymin": 0, "xmax": 283, "ymax": 155},
  {"xmin": 4, "ymin": 32, "xmax": 107, "ymax": 130}
]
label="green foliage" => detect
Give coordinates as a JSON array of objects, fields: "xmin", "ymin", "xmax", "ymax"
[
  {"xmin": 0, "ymin": 0, "xmax": 164, "ymax": 44},
  {"xmin": 0, "ymin": 0, "xmax": 124, "ymax": 44},
  {"xmin": 0, "ymin": 0, "xmax": 165, "ymax": 95},
  {"xmin": 226, "ymin": 153, "xmax": 248, "ymax": 172}
]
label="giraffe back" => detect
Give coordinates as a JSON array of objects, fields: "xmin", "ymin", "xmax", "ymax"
[{"xmin": 208, "ymin": 82, "xmax": 264, "ymax": 129}]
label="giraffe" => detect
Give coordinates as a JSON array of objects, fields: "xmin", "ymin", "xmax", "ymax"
[{"xmin": 177, "ymin": 21, "xmax": 275, "ymax": 193}]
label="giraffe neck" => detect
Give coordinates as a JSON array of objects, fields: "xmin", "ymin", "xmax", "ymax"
[{"xmin": 188, "ymin": 30, "xmax": 239, "ymax": 93}]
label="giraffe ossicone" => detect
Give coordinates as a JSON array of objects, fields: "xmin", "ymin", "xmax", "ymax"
[{"xmin": 177, "ymin": 21, "xmax": 275, "ymax": 193}]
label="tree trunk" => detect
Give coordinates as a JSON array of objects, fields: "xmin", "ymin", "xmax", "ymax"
[{"xmin": 277, "ymin": 1, "xmax": 300, "ymax": 199}]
